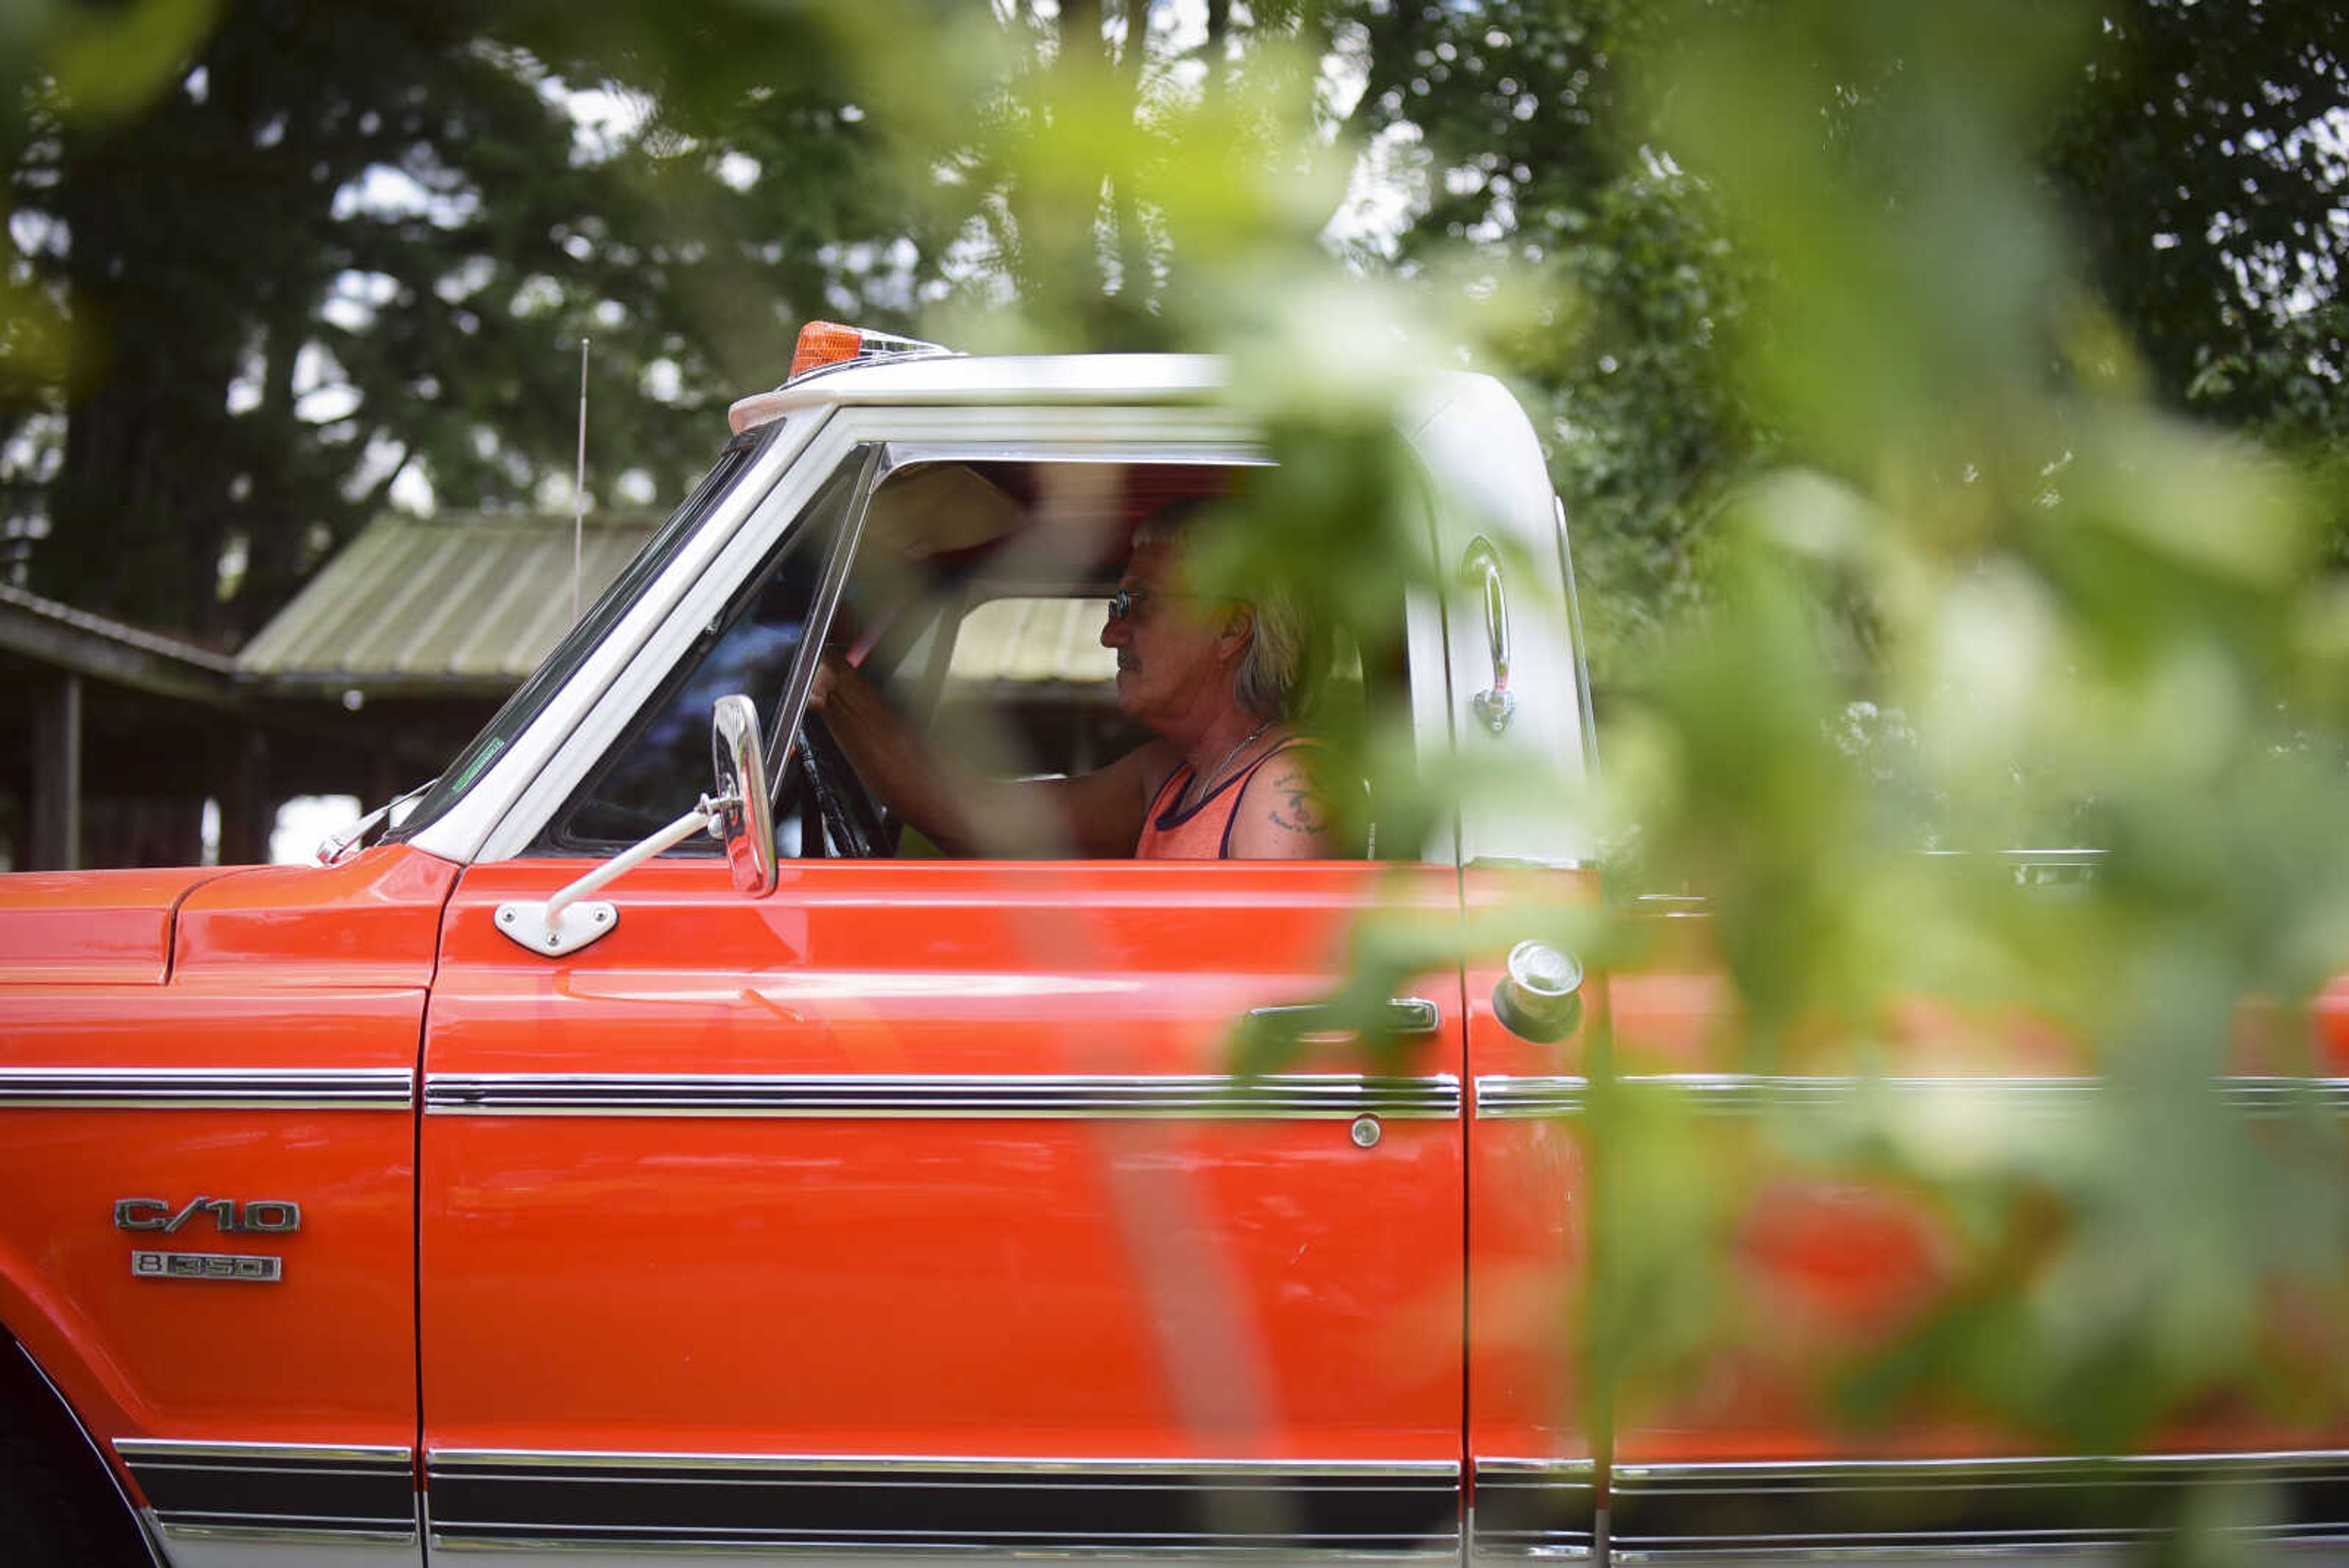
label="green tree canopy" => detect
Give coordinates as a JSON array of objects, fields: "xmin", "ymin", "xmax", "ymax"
[
  {"xmin": 2, "ymin": 0, "xmax": 2342, "ymax": 654},
  {"xmin": 1, "ymin": 0, "xmax": 929, "ymax": 642}
]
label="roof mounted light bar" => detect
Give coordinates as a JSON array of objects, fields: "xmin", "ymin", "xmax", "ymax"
[{"xmin": 788, "ymin": 320, "xmax": 958, "ymax": 382}]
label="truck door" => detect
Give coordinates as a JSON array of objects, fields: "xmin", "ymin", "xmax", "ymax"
[{"xmin": 415, "ymin": 436, "xmax": 1471, "ymax": 1559}]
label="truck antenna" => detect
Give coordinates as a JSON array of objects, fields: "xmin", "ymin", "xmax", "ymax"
[{"xmin": 573, "ymin": 335, "xmax": 590, "ymax": 623}]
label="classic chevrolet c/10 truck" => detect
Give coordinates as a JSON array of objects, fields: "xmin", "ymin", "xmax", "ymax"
[{"xmin": 4, "ymin": 325, "xmax": 2348, "ymax": 1568}]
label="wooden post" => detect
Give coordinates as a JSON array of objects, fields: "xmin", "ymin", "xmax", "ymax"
[
  {"xmin": 29, "ymin": 674, "xmax": 82, "ymax": 871},
  {"xmin": 367, "ymin": 749, "xmax": 401, "ymax": 815},
  {"xmin": 215, "ymin": 727, "xmax": 273, "ymax": 866}
]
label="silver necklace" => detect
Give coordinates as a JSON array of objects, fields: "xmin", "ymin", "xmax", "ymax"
[{"xmin": 1179, "ymin": 719, "xmax": 1274, "ymax": 814}]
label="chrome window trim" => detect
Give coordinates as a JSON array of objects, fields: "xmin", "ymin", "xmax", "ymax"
[
  {"xmin": 426, "ymin": 1072, "xmax": 1461, "ymax": 1120},
  {"xmin": 411, "ymin": 411, "xmax": 823, "ymax": 866},
  {"xmin": 466, "ymin": 404, "xmax": 1261, "ymax": 866},
  {"xmin": 1552, "ymin": 494, "xmax": 1599, "ymax": 779},
  {"xmin": 749, "ymin": 442, "xmax": 883, "ymax": 794},
  {"xmin": 473, "ymin": 412, "xmax": 872, "ymax": 866},
  {"xmin": 1474, "ymin": 1074, "xmax": 2349, "ymax": 1119},
  {"xmin": 0, "ymin": 1068, "xmax": 412, "ymax": 1111}
]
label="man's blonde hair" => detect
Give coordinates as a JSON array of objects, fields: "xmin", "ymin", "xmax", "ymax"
[{"xmin": 1132, "ymin": 497, "xmax": 1310, "ymax": 721}]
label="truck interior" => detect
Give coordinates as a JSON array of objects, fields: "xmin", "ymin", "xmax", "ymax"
[{"xmin": 544, "ymin": 455, "xmax": 1400, "ymax": 861}]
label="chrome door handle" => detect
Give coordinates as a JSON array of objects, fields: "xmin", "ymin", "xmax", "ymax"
[
  {"xmin": 1243, "ymin": 997, "xmax": 1442, "ymax": 1038},
  {"xmin": 1463, "ymin": 536, "xmax": 1514, "ymax": 734}
]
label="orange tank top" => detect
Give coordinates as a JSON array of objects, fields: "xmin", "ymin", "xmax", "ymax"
[{"xmin": 1134, "ymin": 740, "xmax": 1313, "ymax": 860}]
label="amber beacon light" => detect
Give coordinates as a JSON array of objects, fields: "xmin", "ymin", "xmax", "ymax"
[{"xmin": 789, "ymin": 319, "xmax": 953, "ymax": 380}]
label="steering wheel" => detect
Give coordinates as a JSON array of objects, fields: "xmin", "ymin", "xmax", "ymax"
[{"xmin": 794, "ymin": 710, "xmax": 891, "ymax": 858}]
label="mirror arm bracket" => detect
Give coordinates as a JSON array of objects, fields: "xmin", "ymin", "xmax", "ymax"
[
  {"xmin": 493, "ymin": 795, "xmax": 727, "ymax": 957},
  {"xmin": 492, "ymin": 692, "xmax": 777, "ymax": 960}
]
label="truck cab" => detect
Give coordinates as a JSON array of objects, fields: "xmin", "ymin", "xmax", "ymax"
[{"xmin": 1, "ymin": 327, "xmax": 2342, "ymax": 1567}]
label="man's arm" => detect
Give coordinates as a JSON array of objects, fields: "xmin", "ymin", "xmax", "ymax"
[
  {"xmin": 1223, "ymin": 747, "xmax": 1343, "ymax": 859},
  {"xmin": 1028, "ymin": 743, "xmax": 1178, "ymax": 858},
  {"xmin": 812, "ymin": 654, "xmax": 1173, "ymax": 857}
]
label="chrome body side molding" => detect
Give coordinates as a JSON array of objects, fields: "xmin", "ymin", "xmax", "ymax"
[
  {"xmin": 1473, "ymin": 1077, "xmax": 1590, "ymax": 1120},
  {"xmin": 0, "ymin": 1068, "xmax": 414, "ymax": 1111},
  {"xmin": 113, "ymin": 1440, "xmax": 416, "ymax": 1545},
  {"xmin": 1470, "ymin": 1452, "xmax": 2349, "ymax": 1561},
  {"xmin": 1469, "ymin": 1459, "xmax": 1597, "ymax": 1560},
  {"xmin": 426, "ymin": 1074, "xmax": 1462, "ymax": 1120},
  {"xmin": 1474, "ymin": 1074, "xmax": 2349, "ymax": 1119},
  {"xmin": 425, "ymin": 1450, "xmax": 1461, "ymax": 1557}
]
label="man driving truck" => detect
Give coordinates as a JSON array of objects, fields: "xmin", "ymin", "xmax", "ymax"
[{"xmin": 809, "ymin": 498, "xmax": 1343, "ymax": 860}]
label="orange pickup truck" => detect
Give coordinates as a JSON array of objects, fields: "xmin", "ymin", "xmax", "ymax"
[{"xmin": 3, "ymin": 326, "xmax": 2346, "ymax": 1568}]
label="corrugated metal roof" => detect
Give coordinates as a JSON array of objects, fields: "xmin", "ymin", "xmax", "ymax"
[
  {"xmin": 0, "ymin": 582, "xmax": 237, "ymax": 674},
  {"xmin": 236, "ymin": 513, "xmax": 658, "ymax": 695},
  {"xmin": 239, "ymin": 511, "xmax": 1123, "ymax": 700}
]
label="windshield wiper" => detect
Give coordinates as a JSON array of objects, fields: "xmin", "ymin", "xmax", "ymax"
[{"xmin": 316, "ymin": 777, "xmax": 440, "ymax": 866}]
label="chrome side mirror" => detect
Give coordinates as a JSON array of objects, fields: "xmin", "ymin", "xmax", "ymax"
[
  {"xmin": 494, "ymin": 695, "xmax": 778, "ymax": 957},
  {"xmin": 710, "ymin": 694, "xmax": 777, "ymax": 896}
]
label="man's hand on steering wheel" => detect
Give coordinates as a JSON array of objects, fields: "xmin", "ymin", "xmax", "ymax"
[{"xmin": 799, "ymin": 650, "xmax": 894, "ymax": 857}]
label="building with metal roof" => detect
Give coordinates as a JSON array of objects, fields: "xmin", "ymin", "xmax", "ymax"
[
  {"xmin": 1, "ymin": 511, "xmax": 664, "ymax": 870},
  {"xmin": 5, "ymin": 487, "xmax": 1151, "ymax": 869},
  {"xmin": 237, "ymin": 511, "xmax": 659, "ymax": 697}
]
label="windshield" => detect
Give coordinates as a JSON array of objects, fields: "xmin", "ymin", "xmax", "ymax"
[{"xmin": 387, "ymin": 422, "xmax": 779, "ymax": 845}]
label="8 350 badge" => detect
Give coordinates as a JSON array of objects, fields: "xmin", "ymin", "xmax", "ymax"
[{"xmin": 116, "ymin": 1196, "xmax": 299, "ymax": 1283}]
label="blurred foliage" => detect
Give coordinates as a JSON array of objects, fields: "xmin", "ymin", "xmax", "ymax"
[
  {"xmin": 1566, "ymin": 0, "xmax": 2349, "ymax": 1507},
  {"xmin": 7, "ymin": 0, "xmax": 2349, "ymax": 1529},
  {"xmin": 0, "ymin": 0, "xmax": 929, "ymax": 640},
  {"xmin": 1361, "ymin": 0, "xmax": 2349, "ymax": 683},
  {"xmin": 7, "ymin": 0, "xmax": 2339, "ymax": 648}
]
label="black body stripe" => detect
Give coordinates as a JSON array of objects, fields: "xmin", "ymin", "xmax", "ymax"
[
  {"xmin": 1484, "ymin": 1455, "xmax": 2349, "ymax": 1557},
  {"xmin": 122, "ymin": 1448, "xmax": 414, "ymax": 1537},
  {"xmin": 428, "ymin": 1460, "xmax": 1459, "ymax": 1551},
  {"xmin": 1470, "ymin": 1468, "xmax": 1597, "ymax": 1555}
]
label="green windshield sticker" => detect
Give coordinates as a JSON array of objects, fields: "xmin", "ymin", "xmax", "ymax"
[{"xmin": 450, "ymin": 737, "xmax": 505, "ymax": 793}]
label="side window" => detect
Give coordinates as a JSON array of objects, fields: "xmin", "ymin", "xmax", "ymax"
[
  {"xmin": 810, "ymin": 457, "xmax": 1415, "ymax": 861},
  {"xmin": 393, "ymin": 428, "xmax": 776, "ymax": 845},
  {"xmin": 542, "ymin": 455, "xmax": 869, "ymax": 853},
  {"xmin": 937, "ymin": 595, "xmax": 1130, "ymax": 777}
]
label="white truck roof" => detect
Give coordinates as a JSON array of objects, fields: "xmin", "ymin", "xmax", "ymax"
[{"xmin": 728, "ymin": 354, "xmax": 1228, "ymax": 433}]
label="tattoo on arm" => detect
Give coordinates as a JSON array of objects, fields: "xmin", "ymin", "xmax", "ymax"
[{"xmin": 1266, "ymin": 765, "xmax": 1332, "ymax": 836}]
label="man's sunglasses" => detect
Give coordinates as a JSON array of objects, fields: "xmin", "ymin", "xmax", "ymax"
[{"xmin": 1105, "ymin": 585, "xmax": 1199, "ymax": 623}]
